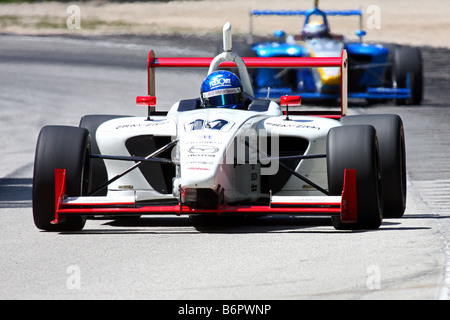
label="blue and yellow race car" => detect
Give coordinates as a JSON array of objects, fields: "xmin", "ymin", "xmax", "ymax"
[{"xmin": 232, "ymin": 1, "xmax": 423, "ymax": 105}]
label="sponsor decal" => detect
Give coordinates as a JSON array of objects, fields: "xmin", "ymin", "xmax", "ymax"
[
  {"xmin": 187, "ymin": 160, "xmax": 214, "ymax": 166},
  {"xmin": 188, "ymin": 145, "xmax": 219, "ymax": 154},
  {"xmin": 185, "ymin": 118, "xmax": 235, "ymax": 132},
  {"xmin": 209, "ymin": 77, "xmax": 231, "ymax": 89},
  {"xmin": 115, "ymin": 120, "xmax": 169, "ymax": 130},
  {"xmin": 187, "ymin": 167, "xmax": 211, "ymax": 171},
  {"xmin": 202, "ymin": 87, "xmax": 241, "ymax": 99},
  {"xmin": 265, "ymin": 120, "xmax": 320, "ymax": 131}
]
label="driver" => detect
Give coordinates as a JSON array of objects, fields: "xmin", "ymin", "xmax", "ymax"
[
  {"xmin": 200, "ymin": 70, "xmax": 245, "ymax": 109},
  {"xmin": 301, "ymin": 20, "xmax": 330, "ymax": 40}
]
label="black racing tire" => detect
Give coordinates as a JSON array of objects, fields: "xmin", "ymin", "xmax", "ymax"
[
  {"xmin": 33, "ymin": 126, "xmax": 91, "ymax": 231},
  {"xmin": 341, "ymin": 115, "xmax": 406, "ymax": 218},
  {"xmin": 79, "ymin": 114, "xmax": 128, "ymax": 196},
  {"xmin": 327, "ymin": 125, "xmax": 383, "ymax": 230},
  {"xmin": 393, "ymin": 46, "xmax": 423, "ymax": 105}
]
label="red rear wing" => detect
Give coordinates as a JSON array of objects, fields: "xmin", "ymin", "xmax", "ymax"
[{"xmin": 144, "ymin": 49, "xmax": 348, "ymax": 117}]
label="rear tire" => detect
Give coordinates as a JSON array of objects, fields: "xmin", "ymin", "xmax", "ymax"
[
  {"xmin": 327, "ymin": 125, "xmax": 383, "ymax": 230},
  {"xmin": 393, "ymin": 46, "xmax": 423, "ymax": 105},
  {"xmin": 33, "ymin": 126, "xmax": 91, "ymax": 231}
]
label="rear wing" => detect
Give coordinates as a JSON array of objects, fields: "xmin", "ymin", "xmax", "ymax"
[
  {"xmin": 248, "ymin": 8, "xmax": 363, "ymax": 43},
  {"xmin": 140, "ymin": 49, "xmax": 348, "ymax": 117}
]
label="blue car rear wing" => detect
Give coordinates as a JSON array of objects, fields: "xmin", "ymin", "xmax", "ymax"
[
  {"xmin": 250, "ymin": 9, "xmax": 362, "ymax": 16},
  {"xmin": 248, "ymin": 7, "xmax": 363, "ymax": 43}
]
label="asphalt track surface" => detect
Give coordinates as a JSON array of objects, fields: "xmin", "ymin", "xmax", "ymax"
[{"xmin": 1, "ymin": 34, "xmax": 450, "ymax": 300}]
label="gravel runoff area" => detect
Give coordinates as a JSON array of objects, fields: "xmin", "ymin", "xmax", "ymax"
[{"xmin": 0, "ymin": 0, "xmax": 449, "ymax": 48}]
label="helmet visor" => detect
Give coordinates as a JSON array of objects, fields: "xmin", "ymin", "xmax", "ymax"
[{"xmin": 202, "ymin": 88, "xmax": 243, "ymax": 108}]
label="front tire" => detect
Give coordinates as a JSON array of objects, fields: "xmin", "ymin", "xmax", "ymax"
[
  {"xmin": 327, "ymin": 125, "xmax": 383, "ymax": 230},
  {"xmin": 33, "ymin": 126, "xmax": 91, "ymax": 231}
]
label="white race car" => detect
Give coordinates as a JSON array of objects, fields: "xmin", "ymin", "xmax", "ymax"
[{"xmin": 32, "ymin": 23, "xmax": 406, "ymax": 232}]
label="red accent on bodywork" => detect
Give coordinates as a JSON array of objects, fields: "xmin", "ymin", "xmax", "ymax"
[
  {"xmin": 56, "ymin": 204, "xmax": 342, "ymax": 216},
  {"xmin": 341, "ymin": 169, "xmax": 357, "ymax": 223},
  {"xmin": 149, "ymin": 56, "xmax": 344, "ymax": 69},
  {"xmin": 51, "ymin": 168, "xmax": 66, "ymax": 225}
]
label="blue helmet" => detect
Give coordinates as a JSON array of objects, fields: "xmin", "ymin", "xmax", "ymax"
[
  {"xmin": 302, "ymin": 20, "xmax": 329, "ymax": 39},
  {"xmin": 200, "ymin": 70, "xmax": 244, "ymax": 109}
]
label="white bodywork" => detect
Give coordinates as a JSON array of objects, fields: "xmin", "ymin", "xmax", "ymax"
[{"xmin": 96, "ymin": 103, "xmax": 341, "ymax": 204}]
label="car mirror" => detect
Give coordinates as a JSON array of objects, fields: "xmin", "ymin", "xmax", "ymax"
[
  {"xmin": 136, "ymin": 96, "xmax": 156, "ymax": 120},
  {"xmin": 273, "ymin": 30, "xmax": 286, "ymax": 39},
  {"xmin": 355, "ymin": 29, "xmax": 366, "ymax": 42},
  {"xmin": 280, "ymin": 95, "xmax": 301, "ymax": 120},
  {"xmin": 280, "ymin": 95, "xmax": 301, "ymax": 107},
  {"xmin": 136, "ymin": 96, "xmax": 156, "ymax": 107}
]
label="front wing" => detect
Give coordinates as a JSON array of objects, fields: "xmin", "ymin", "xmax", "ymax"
[{"xmin": 52, "ymin": 168, "xmax": 358, "ymax": 225}]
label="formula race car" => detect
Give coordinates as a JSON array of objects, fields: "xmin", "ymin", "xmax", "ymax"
[
  {"xmin": 233, "ymin": 0, "xmax": 423, "ymax": 104},
  {"xmin": 32, "ymin": 23, "xmax": 406, "ymax": 232}
]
